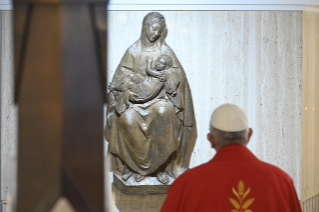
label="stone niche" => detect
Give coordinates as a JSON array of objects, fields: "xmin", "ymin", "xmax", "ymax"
[{"xmin": 106, "ymin": 10, "xmax": 302, "ymax": 212}]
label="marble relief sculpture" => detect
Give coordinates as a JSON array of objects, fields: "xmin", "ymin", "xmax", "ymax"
[{"xmin": 106, "ymin": 12, "xmax": 195, "ymax": 194}]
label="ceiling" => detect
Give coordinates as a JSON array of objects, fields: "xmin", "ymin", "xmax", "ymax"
[
  {"xmin": 109, "ymin": 0, "xmax": 319, "ymax": 4},
  {"xmin": 1, "ymin": 0, "xmax": 319, "ymax": 10},
  {"xmin": 108, "ymin": 0, "xmax": 319, "ymax": 10}
]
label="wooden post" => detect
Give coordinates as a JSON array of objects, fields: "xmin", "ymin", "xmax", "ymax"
[{"xmin": 13, "ymin": 1, "xmax": 107, "ymax": 211}]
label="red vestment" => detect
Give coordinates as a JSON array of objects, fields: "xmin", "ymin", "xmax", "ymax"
[{"xmin": 160, "ymin": 145, "xmax": 302, "ymax": 212}]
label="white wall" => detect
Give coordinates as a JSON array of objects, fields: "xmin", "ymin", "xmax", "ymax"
[
  {"xmin": 0, "ymin": 10, "xmax": 17, "ymax": 212},
  {"xmin": 107, "ymin": 12, "xmax": 302, "ymax": 210}
]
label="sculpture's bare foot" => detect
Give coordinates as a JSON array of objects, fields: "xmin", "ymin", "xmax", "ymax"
[
  {"xmin": 122, "ymin": 170, "xmax": 133, "ymax": 181},
  {"xmin": 134, "ymin": 173, "xmax": 146, "ymax": 182},
  {"xmin": 156, "ymin": 172, "xmax": 169, "ymax": 184}
]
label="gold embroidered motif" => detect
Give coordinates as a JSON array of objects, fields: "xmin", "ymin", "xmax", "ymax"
[{"xmin": 229, "ymin": 180, "xmax": 255, "ymax": 212}]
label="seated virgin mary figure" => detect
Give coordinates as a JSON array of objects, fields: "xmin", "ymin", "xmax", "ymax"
[{"xmin": 106, "ymin": 12, "xmax": 195, "ymax": 185}]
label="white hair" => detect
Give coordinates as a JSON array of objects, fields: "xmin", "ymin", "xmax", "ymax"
[{"xmin": 209, "ymin": 126, "xmax": 249, "ymax": 147}]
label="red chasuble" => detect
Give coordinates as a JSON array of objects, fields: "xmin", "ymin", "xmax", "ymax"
[{"xmin": 160, "ymin": 145, "xmax": 302, "ymax": 212}]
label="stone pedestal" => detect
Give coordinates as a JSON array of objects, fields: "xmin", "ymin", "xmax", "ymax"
[{"xmin": 112, "ymin": 183, "xmax": 167, "ymax": 212}]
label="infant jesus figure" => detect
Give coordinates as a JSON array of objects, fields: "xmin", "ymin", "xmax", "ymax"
[{"xmin": 110, "ymin": 54, "xmax": 177, "ymax": 113}]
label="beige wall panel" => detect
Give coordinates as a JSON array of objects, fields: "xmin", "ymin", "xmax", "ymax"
[
  {"xmin": 302, "ymin": 11, "xmax": 319, "ymax": 201},
  {"xmin": 0, "ymin": 10, "xmax": 17, "ymax": 212},
  {"xmin": 301, "ymin": 193, "xmax": 319, "ymax": 212},
  {"xmin": 107, "ymin": 11, "xmax": 303, "ymax": 211}
]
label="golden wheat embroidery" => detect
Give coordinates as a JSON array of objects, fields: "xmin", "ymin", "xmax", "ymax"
[{"xmin": 229, "ymin": 180, "xmax": 255, "ymax": 212}]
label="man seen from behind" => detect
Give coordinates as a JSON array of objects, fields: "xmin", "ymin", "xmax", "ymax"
[{"xmin": 160, "ymin": 103, "xmax": 302, "ymax": 212}]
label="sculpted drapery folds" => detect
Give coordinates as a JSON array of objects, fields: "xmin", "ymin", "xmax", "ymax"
[{"xmin": 106, "ymin": 12, "xmax": 195, "ymax": 185}]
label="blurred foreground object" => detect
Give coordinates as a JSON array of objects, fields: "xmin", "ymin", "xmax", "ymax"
[{"xmin": 13, "ymin": 0, "xmax": 108, "ymax": 211}]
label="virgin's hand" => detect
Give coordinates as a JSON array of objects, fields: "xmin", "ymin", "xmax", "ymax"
[
  {"xmin": 129, "ymin": 93, "xmax": 144, "ymax": 102},
  {"xmin": 156, "ymin": 72, "xmax": 167, "ymax": 82}
]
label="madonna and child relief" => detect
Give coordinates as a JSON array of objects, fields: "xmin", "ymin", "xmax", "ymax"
[{"xmin": 105, "ymin": 12, "xmax": 196, "ymax": 194}]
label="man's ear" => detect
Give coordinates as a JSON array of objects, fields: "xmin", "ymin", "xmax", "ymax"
[
  {"xmin": 246, "ymin": 128, "xmax": 253, "ymax": 145},
  {"xmin": 207, "ymin": 133, "xmax": 215, "ymax": 148}
]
